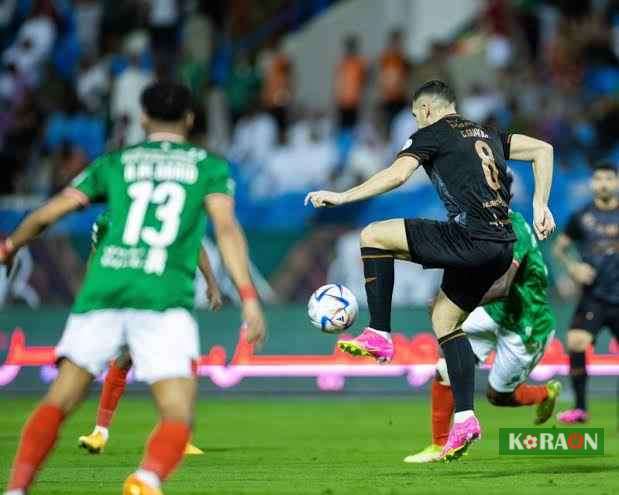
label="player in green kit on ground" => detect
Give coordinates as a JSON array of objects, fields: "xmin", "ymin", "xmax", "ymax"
[
  {"xmin": 0, "ymin": 81, "xmax": 266, "ymax": 495},
  {"xmin": 78, "ymin": 210, "xmax": 223, "ymax": 456},
  {"xmin": 404, "ymin": 210, "xmax": 560, "ymax": 463}
]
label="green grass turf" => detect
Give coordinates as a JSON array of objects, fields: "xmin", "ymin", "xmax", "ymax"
[{"xmin": 0, "ymin": 396, "xmax": 617, "ymax": 495}]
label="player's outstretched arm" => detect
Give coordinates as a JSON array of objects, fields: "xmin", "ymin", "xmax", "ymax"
[
  {"xmin": 197, "ymin": 245, "xmax": 223, "ymax": 311},
  {"xmin": 508, "ymin": 134, "xmax": 556, "ymax": 240},
  {"xmin": 0, "ymin": 193, "xmax": 83, "ymax": 264},
  {"xmin": 305, "ymin": 155, "xmax": 419, "ymax": 208},
  {"xmin": 205, "ymin": 194, "xmax": 266, "ymax": 345}
]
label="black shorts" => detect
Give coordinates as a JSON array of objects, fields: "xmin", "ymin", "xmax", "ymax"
[
  {"xmin": 570, "ymin": 290, "xmax": 619, "ymax": 341},
  {"xmin": 404, "ymin": 219, "xmax": 514, "ymax": 312}
]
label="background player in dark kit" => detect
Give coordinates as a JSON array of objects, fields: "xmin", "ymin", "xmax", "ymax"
[
  {"xmin": 306, "ymin": 80, "xmax": 555, "ymax": 461},
  {"xmin": 554, "ymin": 163, "xmax": 619, "ymax": 424}
]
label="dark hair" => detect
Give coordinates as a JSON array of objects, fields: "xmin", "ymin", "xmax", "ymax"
[
  {"xmin": 140, "ymin": 81, "xmax": 193, "ymax": 122},
  {"xmin": 593, "ymin": 161, "xmax": 617, "ymax": 174},
  {"xmin": 412, "ymin": 80, "xmax": 456, "ymax": 104}
]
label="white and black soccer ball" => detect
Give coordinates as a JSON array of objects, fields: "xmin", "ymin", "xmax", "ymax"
[{"xmin": 308, "ymin": 284, "xmax": 358, "ymax": 334}]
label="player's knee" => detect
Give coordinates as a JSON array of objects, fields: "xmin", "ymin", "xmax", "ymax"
[
  {"xmin": 360, "ymin": 223, "xmax": 382, "ymax": 248},
  {"xmin": 486, "ymin": 387, "xmax": 516, "ymax": 406},
  {"xmin": 115, "ymin": 352, "xmax": 133, "ymax": 370},
  {"xmin": 567, "ymin": 330, "xmax": 592, "ymax": 352},
  {"xmin": 43, "ymin": 381, "xmax": 87, "ymax": 414},
  {"xmin": 43, "ymin": 359, "xmax": 92, "ymax": 414},
  {"xmin": 152, "ymin": 378, "xmax": 196, "ymax": 423},
  {"xmin": 158, "ymin": 397, "xmax": 193, "ymax": 423}
]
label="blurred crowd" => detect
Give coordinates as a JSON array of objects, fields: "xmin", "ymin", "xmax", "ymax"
[{"xmin": 1, "ymin": 0, "xmax": 618, "ymax": 200}]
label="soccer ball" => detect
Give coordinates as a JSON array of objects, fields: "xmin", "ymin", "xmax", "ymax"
[{"xmin": 308, "ymin": 284, "xmax": 358, "ymax": 334}]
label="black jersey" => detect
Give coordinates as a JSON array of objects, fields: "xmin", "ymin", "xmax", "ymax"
[
  {"xmin": 565, "ymin": 201, "xmax": 619, "ymax": 304},
  {"xmin": 398, "ymin": 114, "xmax": 515, "ymax": 243}
]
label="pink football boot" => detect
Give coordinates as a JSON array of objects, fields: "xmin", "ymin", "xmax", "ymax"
[
  {"xmin": 556, "ymin": 408, "xmax": 589, "ymax": 424},
  {"xmin": 440, "ymin": 415, "xmax": 482, "ymax": 462},
  {"xmin": 337, "ymin": 328, "xmax": 394, "ymax": 363}
]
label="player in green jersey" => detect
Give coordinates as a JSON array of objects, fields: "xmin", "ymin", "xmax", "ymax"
[
  {"xmin": 0, "ymin": 82, "xmax": 265, "ymax": 495},
  {"xmin": 404, "ymin": 211, "xmax": 561, "ymax": 463},
  {"xmin": 78, "ymin": 210, "xmax": 222, "ymax": 456}
]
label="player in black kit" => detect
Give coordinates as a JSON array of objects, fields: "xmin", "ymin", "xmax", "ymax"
[
  {"xmin": 554, "ymin": 163, "xmax": 619, "ymax": 424},
  {"xmin": 305, "ymin": 80, "xmax": 555, "ymax": 461}
]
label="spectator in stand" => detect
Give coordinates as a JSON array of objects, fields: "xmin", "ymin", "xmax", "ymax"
[
  {"xmin": 147, "ymin": 0, "xmax": 180, "ymax": 67},
  {"xmin": 50, "ymin": 140, "xmax": 88, "ymax": 194},
  {"xmin": 334, "ymin": 125, "xmax": 387, "ymax": 190},
  {"xmin": 334, "ymin": 34, "xmax": 366, "ymax": 131},
  {"xmin": 73, "ymin": 0, "xmax": 102, "ymax": 57},
  {"xmin": 76, "ymin": 52, "xmax": 110, "ymax": 113},
  {"xmin": 460, "ymin": 82, "xmax": 504, "ymax": 124},
  {"xmin": 0, "ymin": 0, "xmax": 17, "ymax": 47},
  {"xmin": 226, "ymin": 52, "xmax": 261, "ymax": 124},
  {"xmin": 0, "ymin": 89, "xmax": 42, "ymax": 194},
  {"xmin": 229, "ymin": 100, "xmax": 277, "ymax": 166},
  {"xmin": 182, "ymin": 2, "xmax": 212, "ymax": 65},
  {"xmin": 178, "ymin": 3, "xmax": 212, "ymax": 95},
  {"xmin": 378, "ymin": 29, "xmax": 411, "ymax": 130},
  {"xmin": 2, "ymin": 0, "xmax": 57, "ymax": 88},
  {"xmin": 260, "ymin": 38, "xmax": 294, "ymax": 136},
  {"xmin": 110, "ymin": 31, "xmax": 154, "ymax": 146},
  {"xmin": 44, "ymin": 85, "xmax": 105, "ymax": 162}
]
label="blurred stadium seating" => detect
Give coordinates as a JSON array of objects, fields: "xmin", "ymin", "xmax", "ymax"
[{"xmin": 1, "ymin": 0, "xmax": 618, "ymax": 307}]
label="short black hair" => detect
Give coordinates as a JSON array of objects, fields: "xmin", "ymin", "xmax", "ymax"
[
  {"xmin": 593, "ymin": 161, "xmax": 617, "ymax": 174},
  {"xmin": 412, "ymin": 80, "xmax": 456, "ymax": 104},
  {"xmin": 140, "ymin": 81, "xmax": 193, "ymax": 122}
]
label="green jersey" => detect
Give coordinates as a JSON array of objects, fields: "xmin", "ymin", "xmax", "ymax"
[
  {"xmin": 69, "ymin": 140, "xmax": 233, "ymax": 313},
  {"xmin": 484, "ymin": 211, "xmax": 555, "ymax": 350}
]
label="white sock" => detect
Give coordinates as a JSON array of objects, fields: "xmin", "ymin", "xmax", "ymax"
[
  {"xmin": 135, "ymin": 469, "xmax": 161, "ymax": 489},
  {"xmin": 368, "ymin": 328, "xmax": 392, "ymax": 341},
  {"xmin": 94, "ymin": 425, "xmax": 109, "ymax": 441},
  {"xmin": 5, "ymin": 490, "xmax": 25, "ymax": 495},
  {"xmin": 453, "ymin": 410, "xmax": 475, "ymax": 423}
]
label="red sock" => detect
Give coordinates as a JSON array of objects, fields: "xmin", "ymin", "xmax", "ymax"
[
  {"xmin": 96, "ymin": 362, "xmax": 129, "ymax": 428},
  {"xmin": 431, "ymin": 379, "xmax": 454, "ymax": 446},
  {"xmin": 513, "ymin": 384, "xmax": 548, "ymax": 405},
  {"xmin": 141, "ymin": 420, "xmax": 191, "ymax": 482},
  {"xmin": 8, "ymin": 403, "xmax": 64, "ymax": 490}
]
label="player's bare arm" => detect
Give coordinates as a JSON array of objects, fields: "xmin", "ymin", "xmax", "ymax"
[
  {"xmin": 508, "ymin": 134, "xmax": 556, "ymax": 240},
  {"xmin": 0, "ymin": 193, "xmax": 83, "ymax": 265},
  {"xmin": 198, "ymin": 246, "xmax": 223, "ymax": 311},
  {"xmin": 205, "ymin": 194, "xmax": 266, "ymax": 345},
  {"xmin": 553, "ymin": 233, "xmax": 596, "ymax": 285},
  {"xmin": 304, "ymin": 155, "xmax": 419, "ymax": 208}
]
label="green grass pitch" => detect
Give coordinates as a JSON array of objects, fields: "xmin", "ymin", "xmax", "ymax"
[{"xmin": 0, "ymin": 396, "xmax": 617, "ymax": 494}]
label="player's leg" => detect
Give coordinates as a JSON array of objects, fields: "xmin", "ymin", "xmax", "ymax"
[
  {"xmin": 123, "ymin": 309, "xmax": 199, "ymax": 495},
  {"xmin": 405, "ymin": 307, "xmax": 499, "ymax": 463},
  {"xmin": 5, "ymin": 360, "xmax": 93, "ymax": 494},
  {"xmin": 557, "ymin": 295, "xmax": 602, "ymax": 423},
  {"xmin": 337, "ymin": 219, "xmax": 409, "ymax": 362},
  {"xmin": 485, "ymin": 330, "xmax": 561, "ymax": 424},
  {"xmin": 79, "ymin": 351, "xmax": 133, "ymax": 454},
  {"xmin": 404, "ymin": 361, "xmax": 454, "ymax": 463},
  {"xmin": 6, "ymin": 310, "xmax": 123, "ymax": 494},
  {"xmin": 428, "ymin": 289, "xmax": 483, "ymax": 461},
  {"xmin": 433, "ymin": 244, "xmax": 513, "ymax": 461}
]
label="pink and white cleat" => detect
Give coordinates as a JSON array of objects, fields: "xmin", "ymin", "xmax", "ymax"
[
  {"xmin": 337, "ymin": 328, "xmax": 394, "ymax": 363},
  {"xmin": 556, "ymin": 408, "xmax": 588, "ymax": 424},
  {"xmin": 440, "ymin": 415, "xmax": 481, "ymax": 462}
]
